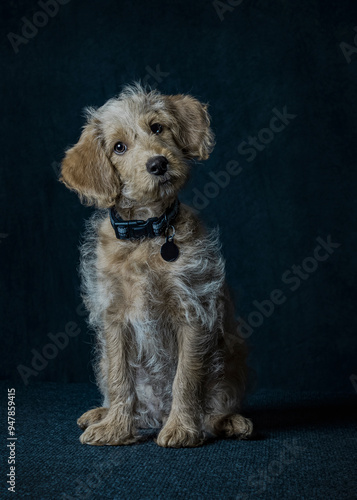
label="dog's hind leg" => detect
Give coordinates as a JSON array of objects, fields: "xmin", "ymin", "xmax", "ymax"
[{"xmin": 204, "ymin": 413, "xmax": 253, "ymax": 439}]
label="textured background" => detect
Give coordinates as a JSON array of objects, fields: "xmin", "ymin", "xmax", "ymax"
[{"xmin": 1, "ymin": 0, "xmax": 356, "ymax": 391}]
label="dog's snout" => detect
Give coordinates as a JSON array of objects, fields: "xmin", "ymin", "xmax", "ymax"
[{"xmin": 146, "ymin": 156, "xmax": 168, "ymax": 176}]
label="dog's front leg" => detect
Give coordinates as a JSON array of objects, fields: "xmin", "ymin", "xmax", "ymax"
[
  {"xmin": 156, "ymin": 325, "xmax": 207, "ymax": 448},
  {"xmin": 80, "ymin": 321, "xmax": 137, "ymax": 446}
]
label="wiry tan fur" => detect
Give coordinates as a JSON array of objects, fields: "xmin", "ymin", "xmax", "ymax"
[{"xmin": 61, "ymin": 84, "xmax": 253, "ymax": 447}]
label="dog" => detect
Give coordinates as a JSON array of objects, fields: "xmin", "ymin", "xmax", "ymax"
[{"xmin": 60, "ymin": 83, "xmax": 253, "ymax": 447}]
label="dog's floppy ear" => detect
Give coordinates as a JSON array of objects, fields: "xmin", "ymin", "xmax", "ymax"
[
  {"xmin": 60, "ymin": 120, "xmax": 120, "ymax": 208},
  {"xmin": 165, "ymin": 94, "xmax": 215, "ymax": 161}
]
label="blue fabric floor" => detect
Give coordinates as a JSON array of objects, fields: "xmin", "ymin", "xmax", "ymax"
[{"xmin": 1, "ymin": 382, "xmax": 356, "ymax": 499}]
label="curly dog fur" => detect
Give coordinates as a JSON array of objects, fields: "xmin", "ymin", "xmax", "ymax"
[{"xmin": 61, "ymin": 83, "xmax": 253, "ymax": 447}]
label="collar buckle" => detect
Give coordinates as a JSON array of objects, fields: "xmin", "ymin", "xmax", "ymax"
[
  {"xmin": 110, "ymin": 199, "xmax": 179, "ymax": 240},
  {"xmin": 128, "ymin": 219, "xmax": 155, "ymax": 239}
]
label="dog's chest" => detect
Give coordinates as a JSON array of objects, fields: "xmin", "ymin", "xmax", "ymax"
[
  {"xmin": 97, "ymin": 219, "xmax": 224, "ymax": 328},
  {"xmin": 105, "ymin": 239, "xmax": 177, "ymax": 318}
]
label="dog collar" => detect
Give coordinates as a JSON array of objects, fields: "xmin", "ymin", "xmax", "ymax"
[{"xmin": 109, "ymin": 199, "xmax": 180, "ymax": 240}]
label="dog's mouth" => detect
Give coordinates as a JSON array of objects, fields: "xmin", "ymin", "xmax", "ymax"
[{"xmin": 158, "ymin": 173, "xmax": 172, "ymax": 185}]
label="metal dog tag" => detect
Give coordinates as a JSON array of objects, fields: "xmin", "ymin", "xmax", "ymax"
[
  {"xmin": 161, "ymin": 225, "xmax": 179, "ymax": 262},
  {"xmin": 161, "ymin": 239, "xmax": 179, "ymax": 262}
]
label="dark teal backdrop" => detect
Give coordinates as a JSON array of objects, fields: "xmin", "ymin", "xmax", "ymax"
[{"xmin": 1, "ymin": 0, "xmax": 356, "ymax": 391}]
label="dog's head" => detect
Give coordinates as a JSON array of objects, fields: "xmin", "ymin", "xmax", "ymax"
[{"xmin": 60, "ymin": 84, "xmax": 215, "ymax": 208}]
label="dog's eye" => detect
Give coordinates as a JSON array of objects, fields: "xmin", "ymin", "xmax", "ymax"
[
  {"xmin": 114, "ymin": 142, "xmax": 127, "ymax": 155},
  {"xmin": 150, "ymin": 123, "xmax": 163, "ymax": 135}
]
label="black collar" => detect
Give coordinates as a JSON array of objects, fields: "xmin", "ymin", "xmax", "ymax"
[{"xmin": 110, "ymin": 199, "xmax": 180, "ymax": 240}]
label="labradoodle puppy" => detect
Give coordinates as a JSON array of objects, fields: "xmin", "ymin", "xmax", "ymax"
[{"xmin": 60, "ymin": 84, "xmax": 253, "ymax": 447}]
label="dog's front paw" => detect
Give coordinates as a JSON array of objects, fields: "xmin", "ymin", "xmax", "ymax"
[
  {"xmin": 79, "ymin": 416, "xmax": 137, "ymax": 446},
  {"xmin": 77, "ymin": 407, "xmax": 109, "ymax": 430},
  {"xmin": 156, "ymin": 417, "xmax": 203, "ymax": 448}
]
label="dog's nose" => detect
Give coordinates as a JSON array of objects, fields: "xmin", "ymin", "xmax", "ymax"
[{"xmin": 146, "ymin": 156, "xmax": 168, "ymax": 176}]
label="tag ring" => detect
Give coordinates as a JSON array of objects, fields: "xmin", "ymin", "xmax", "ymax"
[{"xmin": 165, "ymin": 224, "xmax": 175, "ymax": 241}]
